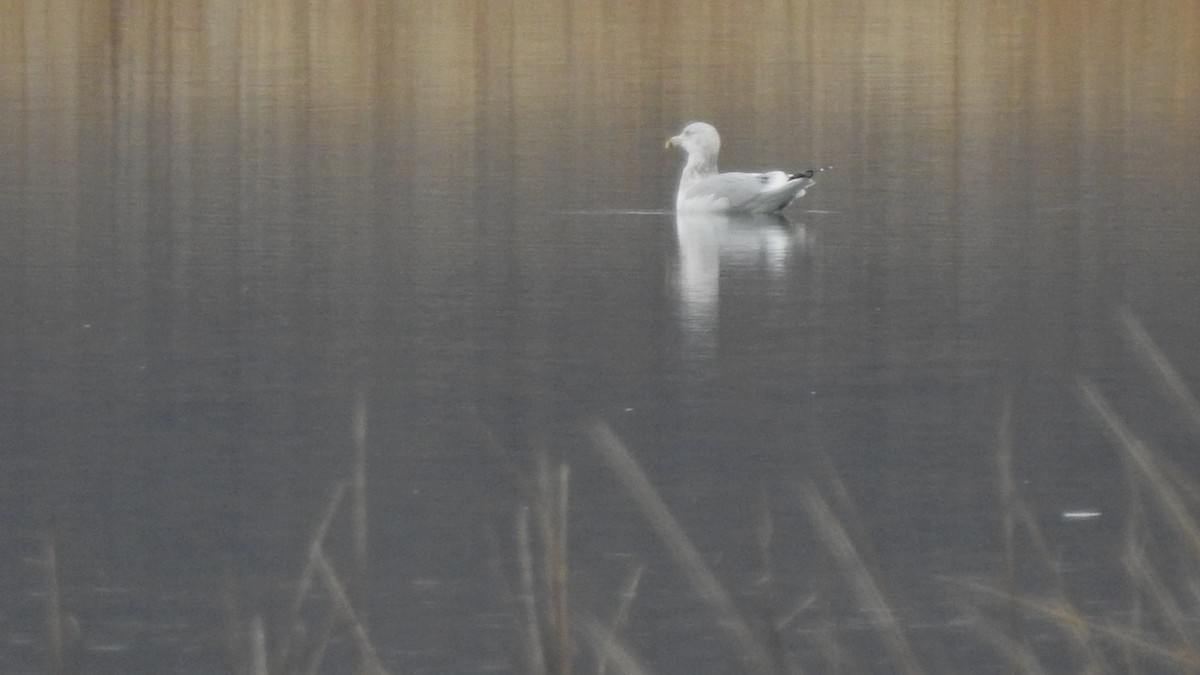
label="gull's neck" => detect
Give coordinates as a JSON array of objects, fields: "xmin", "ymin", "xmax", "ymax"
[{"xmin": 680, "ymin": 152, "xmax": 718, "ymax": 188}]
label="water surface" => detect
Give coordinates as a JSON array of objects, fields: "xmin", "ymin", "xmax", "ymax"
[{"xmin": 2, "ymin": 1, "xmax": 1199, "ymax": 672}]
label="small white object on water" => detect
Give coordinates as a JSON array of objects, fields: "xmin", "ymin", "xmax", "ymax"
[{"xmin": 1061, "ymin": 510, "xmax": 1102, "ymax": 520}]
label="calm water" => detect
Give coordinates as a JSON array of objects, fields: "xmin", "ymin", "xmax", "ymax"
[{"xmin": 3, "ymin": 1, "xmax": 1200, "ymax": 672}]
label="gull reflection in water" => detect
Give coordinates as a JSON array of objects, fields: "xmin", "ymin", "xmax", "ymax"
[{"xmin": 674, "ymin": 211, "xmax": 806, "ymax": 372}]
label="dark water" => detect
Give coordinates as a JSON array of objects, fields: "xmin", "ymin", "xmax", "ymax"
[{"xmin": 2, "ymin": 1, "xmax": 1200, "ymax": 672}]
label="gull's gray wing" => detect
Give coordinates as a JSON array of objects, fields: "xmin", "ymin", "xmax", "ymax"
[
  {"xmin": 683, "ymin": 171, "xmax": 815, "ymax": 213},
  {"xmin": 683, "ymin": 172, "xmax": 775, "ymax": 208}
]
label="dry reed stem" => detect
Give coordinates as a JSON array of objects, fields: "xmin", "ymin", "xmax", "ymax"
[
  {"xmin": 1118, "ymin": 308, "xmax": 1200, "ymax": 440},
  {"xmin": 552, "ymin": 462, "xmax": 572, "ymax": 675},
  {"xmin": 249, "ymin": 615, "xmax": 268, "ymax": 675},
  {"xmin": 1117, "ymin": 310, "xmax": 1200, "ymax": 509},
  {"xmin": 577, "ymin": 615, "xmax": 659, "ymax": 675},
  {"xmin": 956, "ymin": 579, "xmax": 1200, "ymax": 671},
  {"xmin": 352, "ymin": 398, "xmax": 370, "ymax": 617},
  {"xmin": 221, "ymin": 561, "xmax": 248, "ymax": 675},
  {"xmin": 813, "ymin": 451, "xmax": 883, "ymax": 573},
  {"xmin": 299, "ymin": 609, "xmax": 341, "ymax": 675},
  {"xmin": 287, "ymin": 481, "xmax": 348, "ymax": 632},
  {"xmin": 1079, "ymin": 378, "xmax": 1200, "ymax": 565},
  {"xmin": 533, "ymin": 447, "xmax": 572, "ymax": 675},
  {"xmin": 41, "ymin": 532, "xmax": 72, "ymax": 675},
  {"xmin": 994, "ymin": 391, "xmax": 1086, "ymax": 666},
  {"xmin": 807, "ymin": 623, "xmax": 855, "ymax": 673},
  {"xmin": 467, "ymin": 406, "xmax": 535, "ymax": 490},
  {"xmin": 952, "ymin": 602, "xmax": 1049, "ymax": 675},
  {"xmin": 756, "ymin": 495, "xmax": 775, "ymax": 588},
  {"xmin": 795, "ymin": 480, "xmax": 922, "ymax": 675},
  {"xmin": 754, "ymin": 496, "xmax": 803, "ymax": 675},
  {"xmin": 994, "ymin": 394, "xmax": 1057, "ymax": 572},
  {"xmin": 1121, "ymin": 484, "xmax": 1148, "ymax": 675},
  {"xmin": 484, "ymin": 525, "xmax": 526, "ymax": 670},
  {"xmin": 1120, "ymin": 537, "xmax": 1197, "ymax": 657},
  {"xmin": 772, "ymin": 594, "xmax": 817, "ymax": 634},
  {"xmin": 995, "ymin": 390, "xmax": 1023, "ymax": 660},
  {"xmin": 313, "ymin": 547, "xmax": 389, "ymax": 675},
  {"xmin": 517, "ymin": 505, "xmax": 548, "ymax": 675},
  {"xmin": 269, "ymin": 481, "xmax": 349, "ymax": 673},
  {"xmin": 587, "ymin": 421, "xmax": 775, "ymax": 674},
  {"xmin": 596, "ymin": 562, "xmax": 645, "ymax": 675},
  {"xmin": 993, "ymin": 392, "xmax": 1104, "ymax": 670}
]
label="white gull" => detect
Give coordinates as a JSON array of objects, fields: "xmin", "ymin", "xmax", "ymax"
[{"xmin": 666, "ymin": 121, "xmax": 816, "ymax": 214}]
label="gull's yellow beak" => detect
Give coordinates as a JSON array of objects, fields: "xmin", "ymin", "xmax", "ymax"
[{"xmin": 665, "ymin": 136, "xmax": 678, "ymax": 149}]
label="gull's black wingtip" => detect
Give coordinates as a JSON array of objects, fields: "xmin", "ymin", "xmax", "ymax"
[{"xmin": 788, "ymin": 165, "xmax": 833, "ymax": 181}]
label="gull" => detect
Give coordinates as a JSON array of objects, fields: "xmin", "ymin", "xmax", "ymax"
[{"xmin": 666, "ymin": 122, "xmax": 817, "ymax": 214}]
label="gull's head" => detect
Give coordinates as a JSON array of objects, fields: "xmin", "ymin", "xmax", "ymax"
[{"xmin": 665, "ymin": 121, "xmax": 720, "ymax": 160}]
